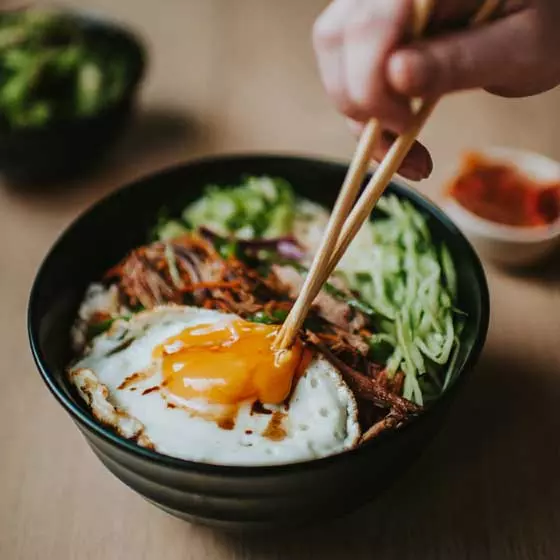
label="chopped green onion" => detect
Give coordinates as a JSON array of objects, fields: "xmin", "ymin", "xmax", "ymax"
[{"xmin": 86, "ymin": 318, "xmax": 114, "ymax": 340}]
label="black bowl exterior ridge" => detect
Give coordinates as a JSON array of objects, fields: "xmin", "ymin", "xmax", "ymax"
[
  {"xmin": 28, "ymin": 154, "xmax": 490, "ymax": 528},
  {"xmin": 0, "ymin": 11, "xmax": 147, "ymax": 184}
]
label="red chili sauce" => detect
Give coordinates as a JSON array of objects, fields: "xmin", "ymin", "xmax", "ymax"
[{"xmin": 448, "ymin": 153, "xmax": 560, "ymax": 227}]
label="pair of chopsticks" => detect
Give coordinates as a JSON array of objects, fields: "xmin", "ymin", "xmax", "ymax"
[{"xmin": 274, "ymin": 0, "xmax": 500, "ymax": 351}]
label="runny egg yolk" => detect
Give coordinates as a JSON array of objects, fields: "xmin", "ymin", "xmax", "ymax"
[{"xmin": 152, "ymin": 319, "xmax": 306, "ymax": 405}]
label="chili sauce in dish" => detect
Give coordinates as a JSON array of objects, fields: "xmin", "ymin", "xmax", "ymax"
[{"xmin": 447, "ymin": 153, "xmax": 560, "ymax": 227}]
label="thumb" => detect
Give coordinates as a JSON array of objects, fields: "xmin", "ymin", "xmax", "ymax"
[{"xmin": 387, "ymin": 9, "xmax": 553, "ymax": 98}]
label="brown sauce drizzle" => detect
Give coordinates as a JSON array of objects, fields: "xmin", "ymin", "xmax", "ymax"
[
  {"xmin": 118, "ymin": 370, "xmax": 151, "ymax": 390},
  {"xmin": 262, "ymin": 411, "xmax": 287, "ymax": 442},
  {"xmin": 282, "ymin": 348, "xmax": 314, "ymax": 410},
  {"xmin": 250, "ymin": 400, "xmax": 272, "ymax": 415},
  {"xmin": 218, "ymin": 416, "xmax": 236, "ymax": 431}
]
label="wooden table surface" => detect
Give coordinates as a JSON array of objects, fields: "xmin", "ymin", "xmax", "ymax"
[{"xmin": 1, "ymin": 1, "xmax": 559, "ymax": 558}]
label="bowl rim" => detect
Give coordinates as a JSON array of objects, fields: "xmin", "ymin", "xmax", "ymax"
[
  {"xmin": 0, "ymin": 7, "xmax": 148, "ymax": 135},
  {"xmin": 27, "ymin": 152, "xmax": 490, "ymax": 477},
  {"xmin": 442, "ymin": 146, "xmax": 560, "ymax": 243}
]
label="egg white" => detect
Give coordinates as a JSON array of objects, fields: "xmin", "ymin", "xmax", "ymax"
[{"xmin": 69, "ymin": 306, "xmax": 360, "ymax": 466}]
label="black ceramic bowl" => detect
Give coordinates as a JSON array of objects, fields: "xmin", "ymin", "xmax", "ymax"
[
  {"xmin": 28, "ymin": 155, "xmax": 489, "ymax": 530},
  {"xmin": 0, "ymin": 11, "xmax": 146, "ymax": 184}
]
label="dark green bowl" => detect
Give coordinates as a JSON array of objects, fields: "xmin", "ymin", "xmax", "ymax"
[
  {"xmin": 27, "ymin": 154, "xmax": 489, "ymax": 530},
  {"xmin": 0, "ymin": 10, "xmax": 147, "ymax": 184}
]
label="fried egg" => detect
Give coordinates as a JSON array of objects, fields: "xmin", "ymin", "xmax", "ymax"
[{"xmin": 68, "ymin": 306, "xmax": 360, "ymax": 466}]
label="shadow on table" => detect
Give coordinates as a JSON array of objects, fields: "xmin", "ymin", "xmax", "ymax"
[
  {"xmin": 206, "ymin": 344, "xmax": 560, "ymax": 559},
  {"xmin": 507, "ymin": 249, "xmax": 560, "ymax": 288},
  {"xmin": 115, "ymin": 105, "xmax": 210, "ymax": 165}
]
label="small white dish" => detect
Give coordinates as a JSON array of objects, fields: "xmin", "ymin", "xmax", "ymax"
[{"xmin": 441, "ymin": 147, "xmax": 560, "ymax": 267}]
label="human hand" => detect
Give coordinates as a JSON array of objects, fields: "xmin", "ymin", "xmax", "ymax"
[{"xmin": 313, "ymin": 0, "xmax": 560, "ymax": 180}]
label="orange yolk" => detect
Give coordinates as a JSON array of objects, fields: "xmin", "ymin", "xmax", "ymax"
[{"xmin": 152, "ymin": 319, "xmax": 305, "ymax": 405}]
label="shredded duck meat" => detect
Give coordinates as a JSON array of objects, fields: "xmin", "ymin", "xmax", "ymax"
[
  {"xmin": 306, "ymin": 333, "xmax": 419, "ymax": 416},
  {"xmin": 271, "ymin": 264, "xmax": 369, "ymax": 334},
  {"xmin": 105, "ymin": 234, "xmax": 293, "ymax": 315},
  {"xmin": 102, "ymin": 232, "xmax": 420, "ymax": 436}
]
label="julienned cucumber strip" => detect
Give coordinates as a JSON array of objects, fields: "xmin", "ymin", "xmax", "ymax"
[
  {"xmin": 443, "ymin": 321, "xmax": 466, "ymax": 391},
  {"xmin": 335, "ymin": 193, "xmax": 464, "ymax": 405}
]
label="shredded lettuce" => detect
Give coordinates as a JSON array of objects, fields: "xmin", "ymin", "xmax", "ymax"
[
  {"xmin": 182, "ymin": 176, "xmax": 295, "ymax": 239},
  {"xmin": 152, "ymin": 176, "xmax": 295, "ymax": 242},
  {"xmin": 157, "ymin": 220, "xmax": 188, "ymax": 241}
]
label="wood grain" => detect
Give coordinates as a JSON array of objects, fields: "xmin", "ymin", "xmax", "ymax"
[{"xmin": 1, "ymin": 1, "xmax": 559, "ymax": 558}]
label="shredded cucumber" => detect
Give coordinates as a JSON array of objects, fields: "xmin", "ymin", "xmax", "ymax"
[{"xmin": 336, "ymin": 194, "xmax": 464, "ymax": 405}]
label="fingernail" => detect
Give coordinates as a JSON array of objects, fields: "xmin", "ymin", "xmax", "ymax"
[
  {"xmin": 400, "ymin": 158, "xmax": 429, "ymax": 180},
  {"xmin": 400, "ymin": 167, "xmax": 424, "ymax": 182},
  {"xmin": 407, "ymin": 152, "xmax": 433, "ymax": 180}
]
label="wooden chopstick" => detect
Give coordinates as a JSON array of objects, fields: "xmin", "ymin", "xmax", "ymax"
[
  {"xmin": 273, "ymin": 0, "xmax": 434, "ymax": 351},
  {"xmin": 316, "ymin": 100, "xmax": 437, "ymax": 289},
  {"xmin": 275, "ymin": 0, "xmax": 498, "ymax": 351},
  {"xmin": 273, "ymin": 120, "xmax": 381, "ymax": 350},
  {"xmin": 471, "ymin": 0, "xmax": 501, "ymax": 24}
]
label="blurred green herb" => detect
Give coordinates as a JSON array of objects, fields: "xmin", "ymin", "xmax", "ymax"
[
  {"xmin": 247, "ymin": 309, "xmax": 289, "ymax": 325},
  {"xmin": 0, "ymin": 9, "xmax": 134, "ymax": 129}
]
